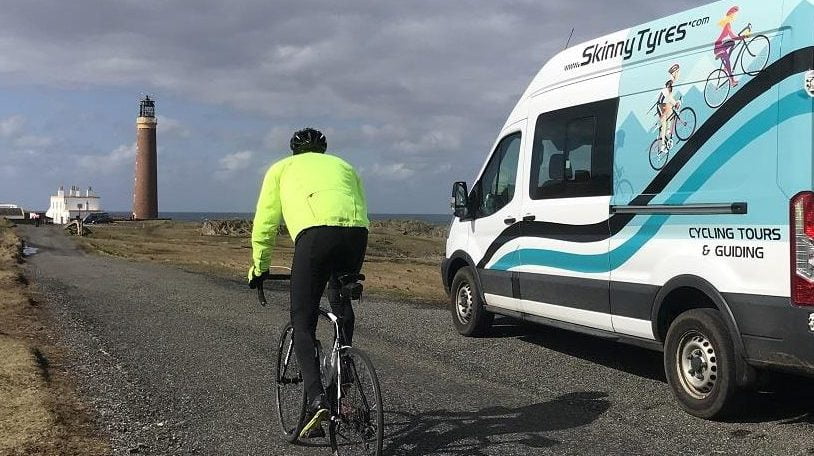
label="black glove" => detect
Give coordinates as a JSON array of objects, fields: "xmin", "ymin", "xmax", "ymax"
[{"xmin": 248, "ymin": 269, "xmax": 269, "ymax": 289}]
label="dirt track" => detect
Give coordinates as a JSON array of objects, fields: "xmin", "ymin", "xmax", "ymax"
[{"xmin": 20, "ymin": 225, "xmax": 814, "ymax": 455}]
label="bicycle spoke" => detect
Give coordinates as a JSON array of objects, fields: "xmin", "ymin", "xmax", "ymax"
[
  {"xmin": 280, "ymin": 339, "xmax": 294, "ymax": 379},
  {"xmin": 350, "ymin": 360, "xmax": 373, "ymax": 413}
]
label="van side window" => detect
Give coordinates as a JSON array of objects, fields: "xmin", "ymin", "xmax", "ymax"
[
  {"xmin": 473, "ymin": 132, "xmax": 522, "ymax": 218},
  {"xmin": 530, "ymin": 98, "xmax": 617, "ymax": 199}
]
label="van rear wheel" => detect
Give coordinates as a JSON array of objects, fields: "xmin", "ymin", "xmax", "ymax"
[
  {"xmin": 450, "ymin": 267, "xmax": 493, "ymax": 337},
  {"xmin": 664, "ymin": 308, "xmax": 738, "ymax": 419}
]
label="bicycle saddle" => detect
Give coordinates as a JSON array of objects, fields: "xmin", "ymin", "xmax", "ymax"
[
  {"xmin": 338, "ymin": 274, "xmax": 365, "ymax": 301},
  {"xmin": 338, "ymin": 273, "xmax": 365, "ymax": 286}
]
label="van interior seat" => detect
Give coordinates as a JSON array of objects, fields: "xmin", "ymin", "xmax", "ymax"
[
  {"xmin": 549, "ymin": 154, "xmax": 565, "ymax": 180},
  {"xmin": 573, "ymin": 170, "xmax": 591, "ymax": 182}
]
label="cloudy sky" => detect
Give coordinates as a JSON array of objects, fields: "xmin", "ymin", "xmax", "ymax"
[{"xmin": 0, "ymin": 0, "xmax": 707, "ymax": 214}]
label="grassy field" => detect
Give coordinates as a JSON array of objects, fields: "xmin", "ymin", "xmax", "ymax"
[
  {"xmin": 0, "ymin": 220, "xmax": 108, "ymax": 455},
  {"xmin": 77, "ymin": 219, "xmax": 450, "ymax": 305}
]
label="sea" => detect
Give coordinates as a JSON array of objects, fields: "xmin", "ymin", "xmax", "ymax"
[{"xmin": 108, "ymin": 212, "xmax": 452, "ymax": 225}]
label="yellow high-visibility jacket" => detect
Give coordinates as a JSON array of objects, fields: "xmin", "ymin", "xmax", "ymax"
[{"xmin": 250, "ymin": 152, "xmax": 369, "ymax": 276}]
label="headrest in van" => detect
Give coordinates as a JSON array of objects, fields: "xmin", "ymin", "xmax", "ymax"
[{"xmin": 548, "ymin": 154, "xmax": 564, "ymax": 180}]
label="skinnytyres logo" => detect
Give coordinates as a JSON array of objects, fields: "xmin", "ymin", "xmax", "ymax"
[{"xmin": 564, "ymin": 16, "xmax": 710, "ymax": 71}]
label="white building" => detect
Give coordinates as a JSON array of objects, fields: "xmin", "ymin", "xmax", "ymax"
[{"xmin": 46, "ymin": 186, "xmax": 103, "ymax": 224}]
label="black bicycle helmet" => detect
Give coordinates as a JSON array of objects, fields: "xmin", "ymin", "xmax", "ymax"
[{"xmin": 290, "ymin": 128, "xmax": 327, "ymax": 154}]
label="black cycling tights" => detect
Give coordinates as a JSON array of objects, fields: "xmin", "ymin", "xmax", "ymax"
[{"xmin": 289, "ymin": 226, "xmax": 368, "ymax": 404}]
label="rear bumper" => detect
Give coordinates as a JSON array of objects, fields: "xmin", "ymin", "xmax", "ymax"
[{"xmin": 726, "ymin": 293, "xmax": 814, "ymax": 376}]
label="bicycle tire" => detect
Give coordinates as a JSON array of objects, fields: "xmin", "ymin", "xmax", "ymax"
[
  {"xmin": 275, "ymin": 323, "xmax": 306, "ymax": 443},
  {"xmin": 331, "ymin": 347, "xmax": 384, "ymax": 456},
  {"xmin": 740, "ymin": 34, "xmax": 770, "ymax": 76},
  {"xmin": 704, "ymin": 68, "xmax": 731, "ymax": 108},
  {"xmin": 674, "ymin": 107, "xmax": 696, "ymax": 141},
  {"xmin": 614, "ymin": 179, "xmax": 634, "ymax": 200},
  {"xmin": 649, "ymin": 139, "xmax": 668, "ymax": 171}
]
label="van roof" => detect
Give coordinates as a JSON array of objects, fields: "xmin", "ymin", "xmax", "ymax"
[
  {"xmin": 505, "ymin": 0, "xmax": 768, "ymax": 124},
  {"xmin": 533, "ymin": 1, "xmax": 725, "ymax": 93}
]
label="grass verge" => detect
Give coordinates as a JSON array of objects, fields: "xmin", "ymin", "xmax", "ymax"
[
  {"xmin": 76, "ymin": 220, "xmax": 450, "ymax": 305},
  {"xmin": 0, "ymin": 220, "xmax": 109, "ymax": 455}
]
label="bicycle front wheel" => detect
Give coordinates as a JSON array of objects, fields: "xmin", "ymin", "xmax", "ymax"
[
  {"xmin": 275, "ymin": 323, "xmax": 306, "ymax": 443},
  {"xmin": 674, "ymin": 107, "xmax": 697, "ymax": 141},
  {"xmin": 331, "ymin": 347, "xmax": 384, "ymax": 456},
  {"xmin": 741, "ymin": 34, "xmax": 770, "ymax": 76}
]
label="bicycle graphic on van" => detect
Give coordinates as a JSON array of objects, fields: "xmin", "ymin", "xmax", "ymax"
[
  {"xmin": 703, "ymin": 22, "xmax": 771, "ymax": 108},
  {"xmin": 648, "ymin": 95, "xmax": 697, "ymax": 171}
]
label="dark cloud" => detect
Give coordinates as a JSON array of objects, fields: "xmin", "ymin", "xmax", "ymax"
[{"xmin": 0, "ymin": 0, "xmax": 707, "ymax": 212}]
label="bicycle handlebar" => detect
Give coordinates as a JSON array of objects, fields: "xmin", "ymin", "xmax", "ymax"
[
  {"xmin": 256, "ymin": 273, "xmax": 291, "ymax": 307},
  {"xmin": 267, "ymin": 274, "xmax": 292, "ymax": 280}
]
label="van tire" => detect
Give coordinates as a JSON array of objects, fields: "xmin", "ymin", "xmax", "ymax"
[
  {"xmin": 664, "ymin": 308, "xmax": 738, "ymax": 419},
  {"xmin": 450, "ymin": 267, "xmax": 493, "ymax": 337}
]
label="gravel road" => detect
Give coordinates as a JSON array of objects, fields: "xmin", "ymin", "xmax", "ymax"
[{"xmin": 19, "ymin": 225, "xmax": 814, "ymax": 455}]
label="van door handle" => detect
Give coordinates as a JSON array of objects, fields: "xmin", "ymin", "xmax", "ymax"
[
  {"xmin": 503, "ymin": 217, "xmax": 516, "ymax": 225},
  {"xmin": 523, "ymin": 215, "xmax": 536, "ymax": 222}
]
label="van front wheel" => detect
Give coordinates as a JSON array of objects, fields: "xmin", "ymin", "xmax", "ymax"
[
  {"xmin": 450, "ymin": 267, "xmax": 493, "ymax": 337},
  {"xmin": 664, "ymin": 308, "xmax": 738, "ymax": 419}
]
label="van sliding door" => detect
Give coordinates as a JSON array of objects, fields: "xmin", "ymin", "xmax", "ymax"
[{"xmin": 517, "ymin": 99, "xmax": 618, "ymax": 331}]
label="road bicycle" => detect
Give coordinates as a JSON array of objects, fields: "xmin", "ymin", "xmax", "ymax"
[
  {"xmin": 704, "ymin": 24, "xmax": 771, "ymax": 108},
  {"xmin": 647, "ymin": 96, "xmax": 697, "ymax": 171},
  {"xmin": 257, "ymin": 273, "xmax": 384, "ymax": 456}
]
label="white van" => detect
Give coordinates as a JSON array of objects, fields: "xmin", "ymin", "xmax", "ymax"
[{"xmin": 442, "ymin": 0, "xmax": 814, "ymax": 418}]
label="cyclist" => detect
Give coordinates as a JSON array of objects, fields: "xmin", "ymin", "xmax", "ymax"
[
  {"xmin": 248, "ymin": 127, "xmax": 370, "ymax": 438},
  {"xmin": 714, "ymin": 6, "xmax": 747, "ymax": 87},
  {"xmin": 657, "ymin": 64, "xmax": 681, "ymax": 153}
]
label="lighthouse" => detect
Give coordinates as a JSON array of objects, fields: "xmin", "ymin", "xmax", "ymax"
[{"xmin": 133, "ymin": 95, "xmax": 158, "ymax": 220}]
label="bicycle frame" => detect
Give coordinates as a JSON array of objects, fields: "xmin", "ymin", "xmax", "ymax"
[
  {"xmin": 670, "ymin": 110, "xmax": 686, "ymax": 136},
  {"xmin": 715, "ymin": 25, "xmax": 753, "ymax": 80},
  {"xmin": 652, "ymin": 96, "xmax": 684, "ymax": 134},
  {"xmin": 319, "ymin": 308, "xmax": 348, "ymax": 411}
]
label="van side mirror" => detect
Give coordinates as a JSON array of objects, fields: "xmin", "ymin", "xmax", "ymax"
[{"xmin": 451, "ymin": 181, "xmax": 469, "ymax": 218}]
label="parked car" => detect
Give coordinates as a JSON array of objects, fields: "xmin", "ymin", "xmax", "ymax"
[
  {"xmin": 443, "ymin": 0, "xmax": 814, "ymax": 419},
  {"xmin": 82, "ymin": 212, "xmax": 113, "ymax": 224}
]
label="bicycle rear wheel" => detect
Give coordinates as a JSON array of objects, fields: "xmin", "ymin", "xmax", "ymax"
[
  {"xmin": 704, "ymin": 68, "xmax": 731, "ymax": 108},
  {"xmin": 648, "ymin": 139, "xmax": 668, "ymax": 171},
  {"xmin": 275, "ymin": 323, "xmax": 306, "ymax": 443},
  {"xmin": 331, "ymin": 347, "xmax": 384, "ymax": 456}
]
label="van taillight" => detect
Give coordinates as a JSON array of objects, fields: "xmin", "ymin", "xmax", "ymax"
[{"xmin": 791, "ymin": 192, "xmax": 814, "ymax": 306}]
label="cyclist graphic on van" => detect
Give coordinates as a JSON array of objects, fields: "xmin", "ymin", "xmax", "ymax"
[
  {"xmin": 648, "ymin": 64, "xmax": 697, "ymax": 171},
  {"xmin": 703, "ymin": 6, "xmax": 771, "ymax": 108},
  {"xmin": 714, "ymin": 6, "xmax": 745, "ymax": 88},
  {"xmin": 658, "ymin": 64, "xmax": 681, "ymax": 153}
]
